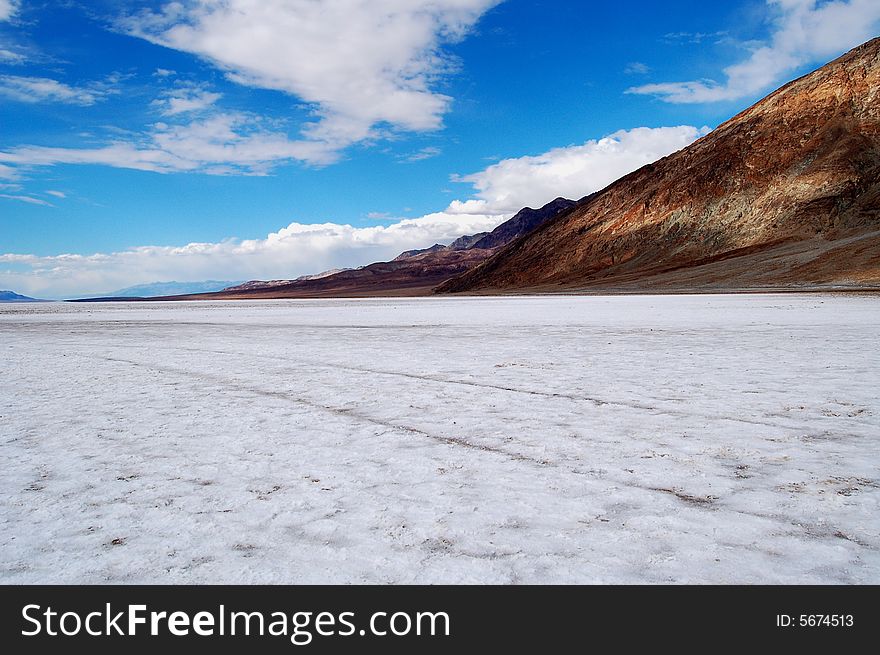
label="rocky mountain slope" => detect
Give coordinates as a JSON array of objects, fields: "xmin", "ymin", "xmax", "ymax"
[{"xmin": 438, "ymin": 38, "xmax": 880, "ymax": 294}]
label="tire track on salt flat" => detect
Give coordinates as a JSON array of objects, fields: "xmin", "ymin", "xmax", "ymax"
[
  {"xmin": 92, "ymin": 354, "xmax": 553, "ymax": 468},
  {"xmin": 81, "ymin": 352, "xmax": 871, "ymax": 546},
  {"xmin": 16, "ymin": 322, "xmax": 805, "ymax": 430},
  {"xmin": 118, "ymin": 342, "xmax": 799, "ymax": 430},
  {"xmin": 86, "ymin": 353, "xmax": 705, "ymax": 511},
  {"xmin": 101, "ymin": 344, "xmax": 683, "ymax": 413}
]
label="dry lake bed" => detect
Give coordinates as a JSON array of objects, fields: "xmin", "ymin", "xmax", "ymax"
[{"xmin": 1, "ymin": 294, "xmax": 878, "ymax": 583}]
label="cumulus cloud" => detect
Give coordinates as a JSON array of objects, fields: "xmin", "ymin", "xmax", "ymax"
[
  {"xmin": 448, "ymin": 125, "xmax": 708, "ymax": 214},
  {"xmin": 0, "ymin": 0, "xmax": 18, "ymax": 22},
  {"xmin": 629, "ymin": 0, "xmax": 880, "ymax": 103},
  {"xmin": 0, "ymin": 124, "xmax": 708, "ymax": 297},
  {"xmin": 120, "ymin": 0, "xmax": 501, "ymax": 155},
  {"xmin": 0, "ymin": 2, "xmax": 498, "ymax": 175},
  {"xmin": 0, "ymin": 75, "xmax": 113, "ymax": 106}
]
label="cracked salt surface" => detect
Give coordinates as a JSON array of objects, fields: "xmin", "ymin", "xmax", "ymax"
[{"xmin": 1, "ymin": 294, "xmax": 878, "ymax": 583}]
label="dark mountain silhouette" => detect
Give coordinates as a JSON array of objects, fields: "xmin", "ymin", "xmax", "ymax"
[{"xmin": 469, "ymin": 198, "xmax": 577, "ymax": 250}]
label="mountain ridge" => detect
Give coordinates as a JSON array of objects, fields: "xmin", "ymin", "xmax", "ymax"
[
  {"xmin": 178, "ymin": 198, "xmax": 577, "ymax": 299},
  {"xmin": 0, "ymin": 290, "xmax": 42, "ymax": 302}
]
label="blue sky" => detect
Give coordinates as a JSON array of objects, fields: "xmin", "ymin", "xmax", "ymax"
[{"xmin": 1, "ymin": 0, "xmax": 878, "ymax": 297}]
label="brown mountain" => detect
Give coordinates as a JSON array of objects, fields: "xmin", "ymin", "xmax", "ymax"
[
  {"xmin": 393, "ymin": 243, "xmax": 448, "ymax": 261},
  {"xmin": 447, "ymin": 232, "xmax": 489, "ymax": 249},
  {"xmin": 438, "ymin": 38, "xmax": 880, "ymax": 294},
  {"xmin": 175, "ymin": 198, "xmax": 575, "ymax": 300}
]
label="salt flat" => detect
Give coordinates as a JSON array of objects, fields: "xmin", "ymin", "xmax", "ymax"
[{"xmin": 1, "ymin": 295, "xmax": 878, "ymax": 583}]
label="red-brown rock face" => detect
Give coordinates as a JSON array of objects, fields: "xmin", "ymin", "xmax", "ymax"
[{"xmin": 438, "ymin": 38, "xmax": 880, "ymax": 293}]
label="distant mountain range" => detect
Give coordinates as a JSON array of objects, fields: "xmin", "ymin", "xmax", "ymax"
[
  {"xmin": 0, "ymin": 290, "xmax": 42, "ymax": 302},
  {"xmin": 107, "ymin": 280, "xmax": 242, "ymax": 298},
  {"xmin": 222, "ymin": 269, "xmax": 352, "ymax": 293},
  {"xmin": 438, "ymin": 38, "xmax": 880, "ymax": 294}
]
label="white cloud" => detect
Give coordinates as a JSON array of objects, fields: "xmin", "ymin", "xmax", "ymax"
[
  {"xmin": 0, "ymin": 193, "xmax": 53, "ymax": 206},
  {"xmin": 120, "ymin": 0, "xmax": 501, "ymax": 155},
  {"xmin": 153, "ymin": 85, "xmax": 222, "ymax": 116},
  {"xmin": 662, "ymin": 31, "xmax": 729, "ymax": 45},
  {"xmin": 449, "ymin": 125, "xmax": 708, "ymax": 214},
  {"xmin": 0, "ymin": 210, "xmax": 507, "ymax": 297},
  {"xmin": 629, "ymin": 0, "xmax": 880, "ymax": 103},
  {"xmin": 0, "ymin": 1, "xmax": 497, "ymax": 175},
  {"xmin": 0, "ymin": 162, "xmax": 20, "ymax": 179},
  {"xmin": 0, "ymin": 0, "xmax": 18, "ymax": 22},
  {"xmin": 400, "ymin": 146, "xmax": 442, "ymax": 163},
  {"xmin": 0, "ymin": 75, "xmax": 111, "ymax": 106},
  {"xmin": 624, "ymin": 62, "xmax": 650, "ymax": 75},
  {"xmin": 0, "ymin": 124, "xmax": 708, "ymax": 297},
  {"xmin": 0, "ymin": 112, "xmax": 338, "ymax": 174},
  {"xmin": 0, "ymin": 47, "xmax": 24, "ymax": 63},
  {"xmin": 45, "ymin": 190, "xmax": 66, "ymax": 198}
]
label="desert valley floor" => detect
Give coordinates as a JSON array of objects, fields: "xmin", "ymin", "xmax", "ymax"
[{"xmin": 1, "ymin": 295, "xmax": 878, "ymax": 583}]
